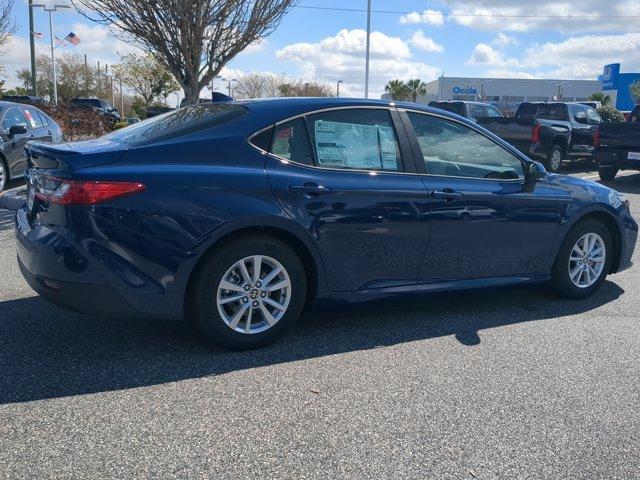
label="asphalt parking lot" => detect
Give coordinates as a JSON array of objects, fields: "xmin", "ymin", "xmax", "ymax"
[{"xmin": 1, "ymin": 163, "xmax": 639, "ymax": 479}]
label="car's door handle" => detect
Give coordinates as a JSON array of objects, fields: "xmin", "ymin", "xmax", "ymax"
[
  {"xmin": 431, "ymin": 189, "xmax": 463, "ymax": 201},
  {"xmin": 289, "ymin": 183, "xmax": 332, "ymax": 196}
]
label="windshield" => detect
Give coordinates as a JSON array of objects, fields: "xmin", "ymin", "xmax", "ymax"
[{"xmin": 102, "ymin": 103, "xmax": 248, "ymax": 146}]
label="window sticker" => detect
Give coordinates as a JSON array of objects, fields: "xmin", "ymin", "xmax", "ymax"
[
  {"xmin": 23, "ymin": 110, "xmax": 36, "ymax": 129},
  {"xmin": 314, "ymin": 120, "xmax": 397, "ymax": 170}
]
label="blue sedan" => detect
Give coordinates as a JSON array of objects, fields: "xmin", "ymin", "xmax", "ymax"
[{"xmin": 16, "ymin": 98, "xmax": 637, "ymax": 349}]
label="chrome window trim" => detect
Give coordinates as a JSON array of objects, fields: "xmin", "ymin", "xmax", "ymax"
[
  {"xmin": 398, "ymin": 107, "xmax": 530, "ymax": 183},
  {"xmin": 246, "ymin": 105, "xmax": 417, "ymax": 176}
]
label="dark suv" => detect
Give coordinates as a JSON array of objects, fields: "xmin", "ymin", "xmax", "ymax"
[
  {"xmin": 0, "ymin": 101, "xmax": 63, "ymax": 192},
  {"xmin": 70, "ymin": 98, "xmax": 121, "ymax": 123}
]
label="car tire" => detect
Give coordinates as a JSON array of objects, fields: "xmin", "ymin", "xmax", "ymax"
[
  {"xmin": 598, "ymin": 167, "xmax": 619, "ymax": 181},
  {"xmin": 551, "ymin": 219, "xmax": 612, "ymax": 299},
  {"xmin": 0, "ymin": 158, "xmax": 7, "ymax": 193},
  {"xmin": 190, "ymin": 234, "xmax": 307, "ymax": 350},
  {"xmin": 545, "ymin": 145, "xmax": 564, "ymax": 173}
]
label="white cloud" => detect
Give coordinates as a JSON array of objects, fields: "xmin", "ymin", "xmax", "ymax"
[
  {"xmin": 409, "ymin": 31, "xmax": 444, "ymax": 53},
  {"xmin": 444, "ymin": 0, "xmax": 640, "ymax": 33},
  {"xmin": 491, "ymin": 33, "xmax": 519, "ymax": 48},
  {"xmin": 468, "ymin": 32, "xmax": 640, "ymax": 80},
  {"xmin": 483, "ymin": 69, "xmax": 537, "ymax": 79},
  {"xmin": 276, "ymin": 29, "xmax": 440, "ymax": 97},
  {"xmin": 399, "ymin": 9, "xmax": 445, "ymax": 27}
]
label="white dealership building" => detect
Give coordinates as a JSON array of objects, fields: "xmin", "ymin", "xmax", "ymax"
[{"xmin": 383, "ymin": 76, "xmax": 602, "ymax": 106}]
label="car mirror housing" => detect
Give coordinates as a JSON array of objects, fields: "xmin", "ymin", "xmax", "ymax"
[
  {"xmin": 8, "ymin": 124, "xmax": 27, "ymax": 137},
  {"xmin": 528, "ymin": 162, "xmax": 547, "ymax": 181}
]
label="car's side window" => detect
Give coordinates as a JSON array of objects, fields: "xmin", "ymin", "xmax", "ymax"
[
  {"xmin": 468, "ymin": 104, "xmax": 485, "ymax": 119},
  {"xmin": 486, "ymin": 106, "xmax": 502, "ymax": 118},
  {"xmin": 270, "ymin": 118, "xmax": 314, "ymax": 166},
  {"xmin": 407, "ymin": 112, "xmax": 525, "ymax": 180},
  {"xmin": 586, "ymin": 108, "xmax": 602, "ymax": 125},
  {"xmin": 305, "ymin": 109, "xmax": 401, "ymax": 172},
  {"xmin": 24, "ymin": 108, "xmax": 44, "ymax": 129},
  {"xmin": 1, "ymin": 108, "xmax": 29, "ymax": 131}
]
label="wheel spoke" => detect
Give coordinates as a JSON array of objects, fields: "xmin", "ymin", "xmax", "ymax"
[
  {"xmin": 260, "ymin": 266, "xmax": 282, "ymax": 287},
  {"xmin": 229, "ymin": 303, "xmax": 250, "ymax": 329},
  {"xmin": 589, "ymin": 265, "xmax": 599, "ymax": 280},
  {"xmin": 584, "ymin": 266, "xmax": 592, "ymax": 285},
  {"xmin": 218, "ymin": 293, "xmax": 245, "ymax": 305},
  {"xmin": 570, "ymin": 265, "xmax": 582, "ymax": 281},
  {"xmin": 259, "ymin": 304, "xmax": 278, "ymax": 326},
  {"xmin": 244, "ymin": 307, "xmax": 253, "ymax": 333},
  {"xmin": 219, "ymin": 280, "xmax": 245, "ymax": 293},
  {"xmin": 592, "ymin": 256, "xmax": 605, "ymax": 264},
  {"xmin": 262, "ymin": 296, "xmax": 286, "ymax": 311},
  {"xmin": 238, "ymin": 260, "xmax": 252, "ymax": 285},
  {"xmin": 265, "ymin": 279, "xmax": 291, "ymax": 292},
  {"xmin": 252, "ymin": 255, "xmax": 263, "ymax": 284}
]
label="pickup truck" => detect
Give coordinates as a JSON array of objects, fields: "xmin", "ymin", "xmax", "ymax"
[
  {"xmin": 428, "ymin": 100, "xmax": 503, "ymax": 122},
  {"xmin": 478, "ymin": 102, "xmax": 602, "ymax": 172},
  {"xmin": 595, "ymin": 105, "xmax": 640, "ymax": 181}
]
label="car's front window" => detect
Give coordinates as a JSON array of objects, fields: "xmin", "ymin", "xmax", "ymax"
[{"xmin": 408, "ymin": 112, "xmax": 524, "ymax": 180}]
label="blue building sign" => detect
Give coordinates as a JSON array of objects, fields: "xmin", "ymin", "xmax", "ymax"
[
  {"xmin": 601, "ymin": 63, "xmax": 620, "ymax": 91},
  {"xmin": 599, "ymin": 64, "xmax": 640, "ymax": 111},
  {"xmin": 452, "ymin": 86, "xmax": 478, "ymax": 95}
]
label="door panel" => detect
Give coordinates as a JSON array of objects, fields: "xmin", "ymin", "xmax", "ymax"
[
  {"xmin": 419, "ymin": 176, "xmax": 559, "ymax": 281},
  {"xmin": 401, "ymin": 110, "xmax": 560, "ymax": 282},
  {"xmin": 265, "ymin": 107, "xmax": 429, "ymax": 292}
]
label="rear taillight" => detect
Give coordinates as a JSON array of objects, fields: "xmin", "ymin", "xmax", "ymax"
[
  {"xmin": 531, "ymin": 124, "xmax": 542, "ymax": 143},
  {"xmin": 35, "ymin": 176, "xmax": 145, "ymax": 205},
  {"xmin": 594, "ymin": 127, "xmax": 600, "ymax": 148}
]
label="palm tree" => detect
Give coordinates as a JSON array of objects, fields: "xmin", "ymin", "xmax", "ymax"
[
  {"xmin": 587, "ymin": 92, "xmax": 612, "ymax": 106},
  {"xmin": 405, "ymin": 79, "xmax": 427, "ymax": 103},
  {"xmin": 384, "ymin": 80, "xmax": 409, "ymax": 101}
]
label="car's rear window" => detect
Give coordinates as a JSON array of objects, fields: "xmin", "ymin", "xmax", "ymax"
[
  {"xmin": 429, "ymin": 102, "xmax": 466, "ymax": 117},
  {"xmin": 102, "ymin": 103, "xmax": 248, "ymax": 146},
  {"xmin": 516, "ymin": 103, "xmax": 566, "ymax": 120}
]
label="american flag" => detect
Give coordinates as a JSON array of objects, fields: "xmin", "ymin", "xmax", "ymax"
[{"xmin": 65, "ymin": 32, "xmax": 81, "ymax": 45}]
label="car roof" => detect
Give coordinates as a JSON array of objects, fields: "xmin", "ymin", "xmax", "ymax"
[
  {"xmin": 429, "ymin": 100, "xmax": 492, "ymax": 106},
  {"xmin": 228, "ymin": 96, "xmax": 470, "ymax": 126}
]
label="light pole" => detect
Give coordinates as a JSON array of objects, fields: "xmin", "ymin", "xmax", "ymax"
[
  {"xmin": 336, "ymin": 80, "xmax": 343, "ymax": 98},
  {"xmin": 28, "ymin": 0, "xmax": 37, "ymax": 96},
  {"xmin": 221, "ymin": 78, "xmax": 237, "ymax": 97},
  {"xmin": 34, "ymin": 1, "xmax": 71, "ymax": 104},
  {"xmin": 364, "ymin": 0, "xmax": 372, "ymax": 99}
]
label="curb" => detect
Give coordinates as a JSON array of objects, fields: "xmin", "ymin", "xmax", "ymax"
[{"xmin": 0, "ymin": 187, "xmax": 26, "ymax": 211}]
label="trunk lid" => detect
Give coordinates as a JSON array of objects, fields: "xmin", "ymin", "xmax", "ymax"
[{"xmin": 26, "ymin": 138, "xmax": 126, "ymax": 173}]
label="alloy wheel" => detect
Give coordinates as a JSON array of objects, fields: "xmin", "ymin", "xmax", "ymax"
[
  {"xmin": 550, "ymin": 150, "xmax": 562, "ymax": 171},
  {"xmin": 568, "ymin": 233, "xmax": 606, "ymax": 288},
  {"xmin": 216, "ymin": 255, "xmax": 292, "ymax": 334},
  {"xmin": 0, "ymin": 161, "xmax": 6, "ymax": 193}
]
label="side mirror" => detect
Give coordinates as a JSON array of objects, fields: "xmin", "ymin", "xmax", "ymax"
[
  {"xmin": 576, "ymin": 116, "xmax": 588, "ymax": 125},
  {"xmin": 528, "ymin": 162, "xmax": 547, "ymax": 181},
  {"xmin": 8, "ymin": 124, "xmax": 27, "ymax": 137}
]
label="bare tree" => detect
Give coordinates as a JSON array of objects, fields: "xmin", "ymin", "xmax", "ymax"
[
  {"xmin": 73, "ymin": 0, "xmax": 298, "ymax": 104},
  {"xmin": 234, "ymin": 72, "xmax": 284, "ymax": 99},
  {"xmin": 113, "ymin": 53, "xmax": 179, "ymax": 106},
  {"xmin": 0, "ymin": 0, "xmax": 17, "ymax": 52}
]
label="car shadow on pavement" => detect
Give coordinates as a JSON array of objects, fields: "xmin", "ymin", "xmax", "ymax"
[
  {"xmin": 0, "ymin": 280, "xmax": 624, "ymax": 404},
  {"xmin": 0, "ymin": 209, "xmax": 15, "ymax": 232},
  {"xmin": 599, "ymin": 172, "xmax": 640, "ymax": 195}
]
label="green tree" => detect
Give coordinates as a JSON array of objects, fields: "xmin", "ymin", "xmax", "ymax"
[
  {"xmin": 630, "ymin": 81, "xmax": 640, "ymax": 102},
  {"xmin": 113, "ymin": 53, "xmax": 179, "ymax": 106},
  {"xmin": 597, "ymin": 105, "xmax": 625, "ymax": 123},
  {"xmin": 405, "ymin": 78, "xmax": 427, "ymax": 102},
  {"xmin": 587, "ymin": 92, "xmax": 611, "ymax": 106},
  {"xmin": 384, "ymin": 80, "xmax": 410, "ymax": 101}
]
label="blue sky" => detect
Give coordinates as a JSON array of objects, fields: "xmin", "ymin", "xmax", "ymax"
[{"xmin": 3, "ymin": 0, "xmax": 640, "ymax": 101}]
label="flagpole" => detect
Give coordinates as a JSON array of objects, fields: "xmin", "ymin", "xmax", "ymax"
[
  {"xmin": 28, "ymin": 0, "xmax": 37, "ymax": 96},
  {"xmin": 48, "ymin": 9, "xmax": 58, "ymax": 104},
  {"xmin": 364, "ymin": 0, "xmax": 371, "ymax": 99}
]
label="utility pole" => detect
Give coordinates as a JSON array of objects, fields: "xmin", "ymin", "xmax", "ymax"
[
  {"xmin": 364, "ymin": 0, "xmax": 372, "ymax": 99},
  {"xmin": 47, "ymin": 9, "xmax": 57, "ymax": 103},
  {"xmin": 337, "ymin": 80, "xmax": 343, "ymax": 98},
  {"xmin": 28, "ymin": 0, "xmax": 37, "ymax": 96},
  {"xmin": 97, "ymin": 61, "xmax": 101, "ymax": 97},
  {"xmin": 120, "ymin": 77, "xmax": 124, "ymax": 113}
]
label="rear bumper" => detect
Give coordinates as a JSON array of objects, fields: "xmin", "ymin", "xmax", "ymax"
[
  {"xmin": 17, "ymin": 255, "xmax": 141, "ymax": 317},
  {"xmin": 596, "ymin": 149, "xmax": 640, "ymax": 170},
  {"xmin": 15, "ymin": 207, "xmax": 177, "ymax": 320}
]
